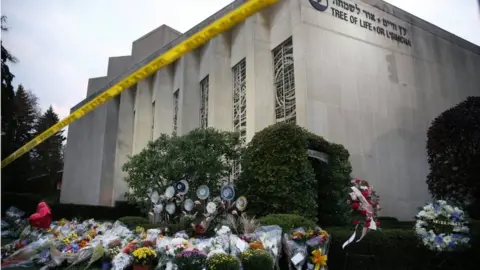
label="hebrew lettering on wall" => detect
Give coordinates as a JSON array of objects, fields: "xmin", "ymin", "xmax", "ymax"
[{"xmin": 310, "ymin": 0, "xmax": 412, "ymax": 47}]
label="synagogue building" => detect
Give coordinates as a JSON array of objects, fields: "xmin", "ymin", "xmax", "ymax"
[{"xmin": 60, "ymin": 0, "xmax": 480, "ymax": 220}]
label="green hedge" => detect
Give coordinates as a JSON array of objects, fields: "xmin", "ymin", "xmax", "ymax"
[
  {"xmin": 1, "ymin": 192, "xmax": 142, "ymax": 221},
  {"xmin": 258, "ymin": 214, "xmax": 317, "ymax": 232},
  {"xmin": 263, "ymin": 214, "xmax": 479, "ymax": 270},
  {"xmin": 326, "ymin": 226, "xmax": 479, "ymax": 270}
]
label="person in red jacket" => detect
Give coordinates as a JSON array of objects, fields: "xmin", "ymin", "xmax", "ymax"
[{"xmin": 29, "ymin": 202, "xmax": 52, "ymax": 229}]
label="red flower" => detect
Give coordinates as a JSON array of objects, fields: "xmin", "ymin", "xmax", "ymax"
[
  {"xmin": 144, "ymin": 242, "xmax": 149, "ymax": 247},
  {"xmin": 364, "ymin": 219, "xmax": 371, "ymax": 227},
  {"xmin": 353, "ymin": 219, "xmax": 359, "ymax": 225},
  {"xmin": 351, "ymin": 202, "xmax": 360, "ymax": 210},
  {"xmin": 361, "ymin": 191, "xmax": 369, "ymax": 198},
  {"xmin": 360, "ymin": 210, "xmax": 367, "ymax": 216},
  {"xmin": 375, "ymin": 221, "xmax": 381, "ymax": 227},
  {"xmin": 194, "ymin": 224, "xmax": 206, "ymax": 234},
  {"xmin": 123, "ymin": 247, "xmax": 131, "ymax": 254},
  {"xmin": 355, "ymin": 179, "xmax": 361, "ymax": 183}
]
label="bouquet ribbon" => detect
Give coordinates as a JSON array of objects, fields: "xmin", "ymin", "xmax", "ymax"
[{"xmin": 342, "ymin": 186, "xmax": 377, "ymax": 249}]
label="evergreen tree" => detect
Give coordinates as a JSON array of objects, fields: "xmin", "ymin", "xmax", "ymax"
[
  {"xmin": 1, "ymin": 15, "xmax": 18, "ymax": 166},
  {"xmin": 6, "ymin": 85, "xmax": 41, "ymax": 191},
  {"xmin": 32, "ymin": 106, "xmax": 65, "ymax": 192}
]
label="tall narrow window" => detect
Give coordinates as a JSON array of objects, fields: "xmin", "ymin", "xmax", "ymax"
[
  {"xmin": 173, "ymin": 90, "xmax": 179, "ymax": 135},
  {"xmin": 273, "ymin": 38, "xmax": 296, "ymax": 123},
  {"xmin": 200, "ymin": 76, "xmax": 209, "ymax": 129},
  {"xmin": 151, "ymin": 101, "xmax": 155, "ymax": 140},
  {"xmin": 232, "ymin": 59, "xmax": 247, "ymax": 144},
  {"xmin": 232, "ymin": 59, "xmax": 247, "ymax": 181}
]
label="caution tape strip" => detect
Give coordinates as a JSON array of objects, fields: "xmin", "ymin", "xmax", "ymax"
[{"xmin": 1, "ymin": 0, "xmax": 279, "ymax": 168}]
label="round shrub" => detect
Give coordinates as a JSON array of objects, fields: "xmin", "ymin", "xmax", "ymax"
[
  {"xmin": 240, "ymin": 249, "xmax": 274, "ymax": 270},
  {"xmin": 206, "ymin": 253, "xmax": 240, "ymax": 270},
  {"xmin": 238, "ymin": 122, "xmax": 352, "ymax": 224},
  {"xmin": 118, "ymin": 216, "xmax": 150, "ymax": 229},
  {"xmin": 258, "ymin": 214, "xmax": 316, "ymax": 232},
  {"xmin": 426, "ymin": 96, "xmax": 480, "ymax": 217},
  {"xmin": 237, "ymin": 122, "xmax": 317, "ymax": 218}
]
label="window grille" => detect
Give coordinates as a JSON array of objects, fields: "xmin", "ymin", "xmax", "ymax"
[
  {"xmin": 173, "ymin": 89, "xmax": 179, "ymax": 135},
  {"xmin": 272, "ymin": 38, "xmax": 296, "ymax": 123},
  {"xmin": 200, "ymin": 76, "xmax": 209, "ymax": 129},
  {"xmin": 232, "ymin": 59, "xmax": 247, "ymax": 180}
]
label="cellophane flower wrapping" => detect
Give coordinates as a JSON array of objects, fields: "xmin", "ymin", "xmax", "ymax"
[
  {"xmin": 255, "ymin": 225, "xmax": 282, "ymax": 267},
  {"xmin": 1, "ymin": 207, "xmax": 28, "ymax": 239},
  {"xmin": 283, "ymin": 228, "xmax": 308, "ymax": 270},
  {"xmin": 283, "ymin": 227, "xmax": 330, "ymax": 270},
  {"xmin": 112, "ymin": 252, "xmax": 133, "ymax": 270}
]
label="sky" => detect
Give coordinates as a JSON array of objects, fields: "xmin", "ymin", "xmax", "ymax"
[{"xmin": 1, "ymin": 0, "xmax": 479, "ymax": 136}]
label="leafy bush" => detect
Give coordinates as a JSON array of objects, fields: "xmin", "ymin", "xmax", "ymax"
[
  {"xmin": 258, "ymin": 214, "xmax": 316, "ymax": 232},
  {"xmin": 123, "ymin": 128, "xmax": 243, "ymax": 213},
  {"xmin": 238, "ymin": 122, "xmax": 352, "ymax": 223},
  {"xmin": 238, "ymin": 123, "xmax": 317, "ymax": 218},
  {"xmin": 206, "ymin": 253, "xmax": 240, "ymax": 270},
  {"xmin": 426, "ymin": 96, "xmax": 480, "ymax": 218},
  {"xmin": 240, "ymin": 249, "xmax": 274, "ymax": 270},
  {"xmin": 118, "ymin": 216, "xmax": 150, "ymax": 228}
]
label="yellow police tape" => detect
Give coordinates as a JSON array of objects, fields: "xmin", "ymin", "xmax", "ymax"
[{"xmin": 1, "ymin": 0, "xmax": 279, "ymax": 168}]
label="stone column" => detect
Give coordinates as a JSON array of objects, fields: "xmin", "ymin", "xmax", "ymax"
[
  {"xmin": 112, "ymin": 87, "xmax": 136, "ymax": 203},
  {"xmin": 178, "ymin": 53, "xmax": 200, "ymax": 135},
  {"xmin": 153, "ymin": 66, "xmax": 175, "ymax": 137},
  {"xmin": 132, "ymin": 77, "xmax": 154, "ymax": 154},
  {"xmin": 245, "ymin": 13, "xmax": 275, "ymax": 142},
  {"xmin": 209, "ymin": 34, "xmax": 233, "ymax": 131},
  {"xmin": 290, "ymin": 0, "xmax": 308, "ymax": 128}
]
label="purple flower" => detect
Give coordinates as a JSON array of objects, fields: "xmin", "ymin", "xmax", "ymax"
[
  {"xmin": 178, "ymin": 249, "xmax": 207, "ymax": 258},
  {"xmin": 434, "ymin": 236, "xmax": 443, "ymax": 245},
  {"xmin": 452, "ymin": 234, "xmax": 461, "ymax": 239},
  {"xmin": 450, "ymin": 211, "xmax": 461, "ymax": 222},
  {"xmin": 448, "ymin": 241, "xmax": 456, "ymax": 248}
]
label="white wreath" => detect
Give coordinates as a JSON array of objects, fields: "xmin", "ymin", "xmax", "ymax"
[{"xmin": 414, "ymin": 200, "xmax": 470, "ymax": 252}]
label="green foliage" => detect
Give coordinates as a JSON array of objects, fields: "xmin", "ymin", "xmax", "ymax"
[
  {"xmin": 1, "ymin": 16, "xmax": 18, "ymax": 175},
  {"xmin": 426, "ymin": 96, "xmax": 480, "ymax": 218},
  {"xmin": 304, "ymin": 131, "xmax": 352, "ymax": 226},
  {"xmin": 206, "ymin": 253, "xmax": 240, "ymax": 270},
  {"xmin": 240, "ymin": 249, "xmax": 274, "ymax": 270},
  {"xmin": 118, "ymin": 216, "xmax": 150, "ymax": 229},
  {"xmin": 123, "ymin": 128, "xmax": 243, "ymax": 212},
  {"xmin": 238, "ymin": 122, "xmax": 317, "ymax": 218},
  {"xmin": 31, "ymin": 106, "xmax": 65, "ymax": 192},
  {"xmin": 325, "ymin": 225, "xmax": 480, "ymax": 270},
  {"xmin": 238, "ymin": 122, "xmax": 352, "ymax": 223},
  {"xmin": 258, "ymin": 214, "xmax": 316, "ymax": 232}
]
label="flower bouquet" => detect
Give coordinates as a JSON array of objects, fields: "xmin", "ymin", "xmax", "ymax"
[
  {"xmin": 206, "ymin": 253, "xmax": 240, "ymax": 270},
  {"xmin": 132, "ymin": 246, "xmax": 157, "ymax": 270},
  {"xmin": 284, "ymin": 227, "xmax": 330, "ymax": 270},
  {"xmin": 173, "ymin": 249, "xmax": 207, "ymax": 270}
]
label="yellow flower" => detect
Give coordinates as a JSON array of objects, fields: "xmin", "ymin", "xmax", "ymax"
[{"xmin": 311, "ymin": 249, "xmax": 328, "ymax": 270}]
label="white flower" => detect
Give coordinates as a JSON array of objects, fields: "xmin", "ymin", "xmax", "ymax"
[
  {"xmin": 215, "ymin": 226, "xmax": 231, "ymax": 236},
  {"xmin": 206, "ymin": 202, "xmax": 217, "ymax": 214},
  {"xmin": 443, "ymin": 235, "xmax": 452, "ymax": 244}
]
